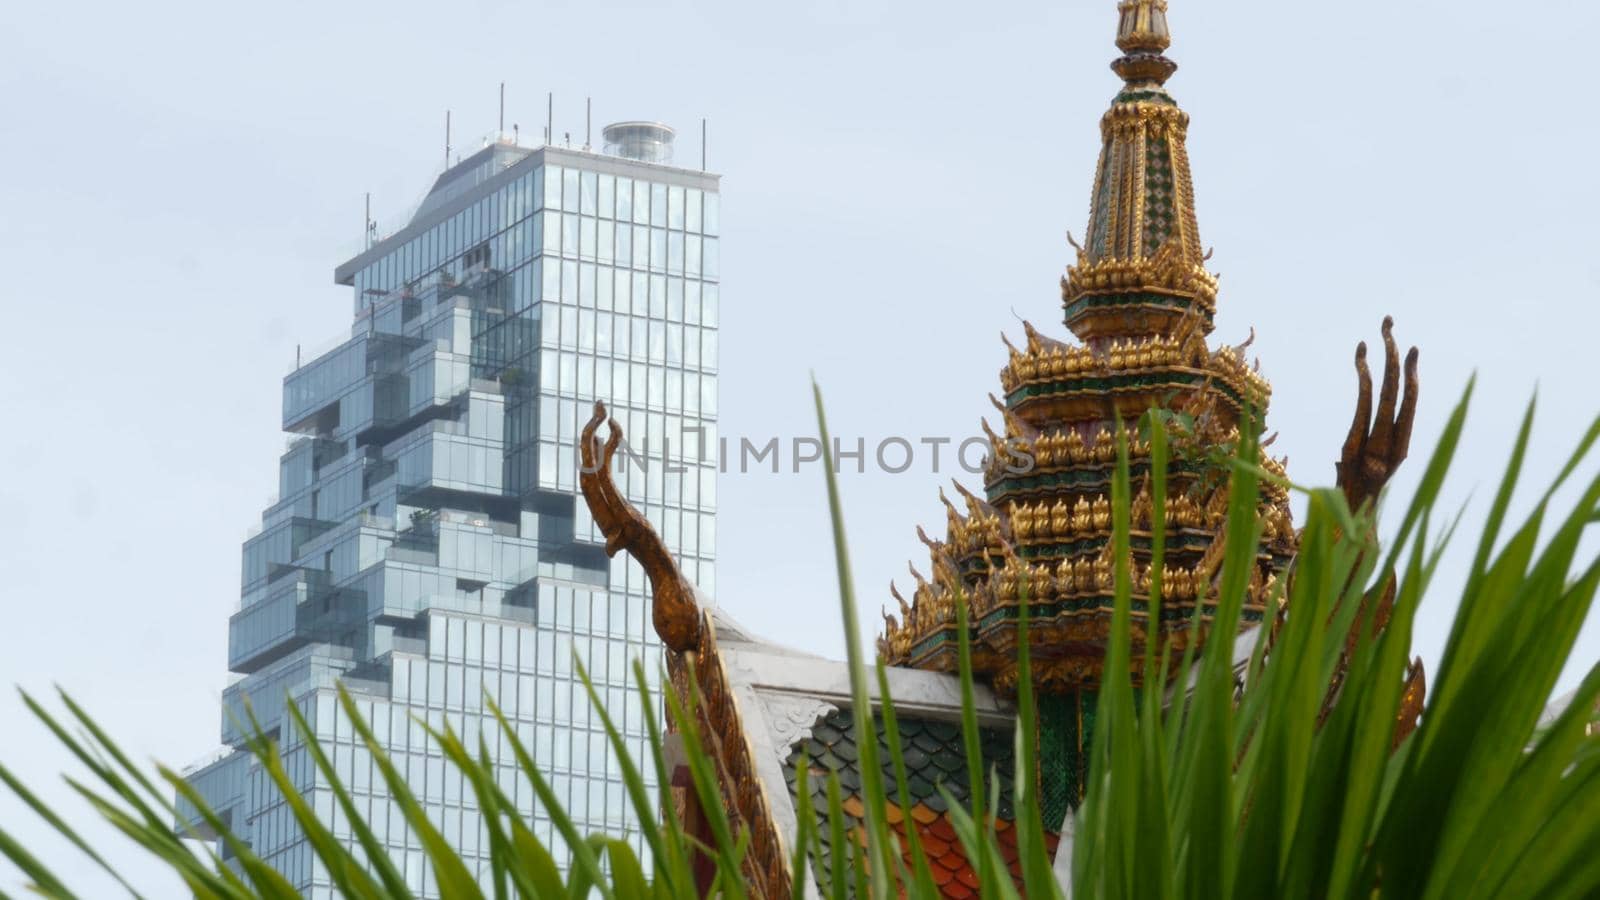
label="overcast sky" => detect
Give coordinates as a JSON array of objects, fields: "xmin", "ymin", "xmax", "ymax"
[{"xmin": 3, "ymin": 0, "xmax": 1599, "ymax": 893}]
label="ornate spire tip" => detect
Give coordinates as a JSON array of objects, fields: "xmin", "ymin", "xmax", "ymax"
[
  {"xmin": 1112, "ymin": 0, "xmax": 1177, "ymax": 85},
  {"xmin": 1116, "ymin": 0, "xmax": 1171, "ymax": 54}
]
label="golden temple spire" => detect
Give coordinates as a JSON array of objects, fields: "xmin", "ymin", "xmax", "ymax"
[{"xmin": 1062, "ymin": 0, "xmax": 1212, "ymax": 340}]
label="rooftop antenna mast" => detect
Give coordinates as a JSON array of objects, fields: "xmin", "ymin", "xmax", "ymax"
[
  {"xmin": 701, "ymin": 118, "xmax": 707, "ymax": 171},
  {"xmin": 444, "ymin": 110, "xmax": 452, "ymax": 170},
  {"xmin": 584, "ymin": 97, "xmax": 591, "ymax": 151},
  {"xmin": 498, "ymin": 82, "xmax": 506, "ymax": 136},
  {"xmin": 546, "ymin": 92, "xmax": 553, "ymax": 145},
  {"xmin": 364, "ymin": 192, "xmax": 373, "ymax": 249}
]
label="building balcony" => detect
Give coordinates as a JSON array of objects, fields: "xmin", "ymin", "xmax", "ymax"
[{"xmin": 229, "ymin": 568, "xmax": 367, "ymax": 675}]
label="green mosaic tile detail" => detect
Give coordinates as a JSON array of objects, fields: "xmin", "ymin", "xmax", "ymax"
[
  {"xmin": 1063, "ymin": 292, "xmax": 1212, "ymax": 326},
  {"xmin": 1006, "ymin": 370, "xmax": 1247, "ymax": 410},
  {"xmin": 986, "ymin": 457, "xmax": 1212, "ymax": 501},
  {"xmin": 975, "ymin": 598, "xmax": 1269, "ymax": 631},
  {"xmin": 911, "ymin": 629, "xmax": 963, "ymax": 658},
  {"xmin": 1114, "ymin": 89, "xmax": 1178, "ymax": 106},
  {"xmin": 1014, "ymin": 532, "xmax": 1216, "ymax": 561},
  {"xmin": 1038, "ymin": 692, "xmax": 1079, "ymax": 828},
  {"xmin": 1143, "ymin": 136, "xmax": 1176, "ymax": 255},
  {"xmin": 1088, "ymin": 139, "xmax": 1119, "ymax": 260}
]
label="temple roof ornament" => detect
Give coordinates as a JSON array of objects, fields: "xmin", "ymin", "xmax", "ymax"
[
  {"xmin": 1116, "ymin": 0, "xmax": 1170, "ymax": 53},
  {"xmin": 579, "ymin": 404, "xmax": 702, "ymax": 654},
  {"xmin": 1067, "ymin": 0, "xmax": 1213, "ymax": 340},
  {"xmin": 1337, "ymin": 317, "xmax": 1420, "ymax": 515},
  {"xmin": 879, "ymin": 0, "xmax": 1300, "ymax": 693},
  {"xmin": 1113, "ymin": 0, "xmax": 1176, "ymax": 83},
  {"xmin": 878, "ymin": 1, "xmax": 1420, "ymax": 700}
]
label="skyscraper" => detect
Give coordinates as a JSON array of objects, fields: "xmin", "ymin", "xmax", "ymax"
[{"xmin": 179, "ymin": 123, "xmax": 721, "ymax": 898}]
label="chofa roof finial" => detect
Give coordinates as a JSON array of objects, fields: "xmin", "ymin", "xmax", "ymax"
[{"xmin": 579, "ymin": 402, "xmax": 703, "ymax": 653}]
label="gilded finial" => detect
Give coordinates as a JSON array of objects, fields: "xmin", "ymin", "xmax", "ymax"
[
  {"xmin": 1112, "ymin": 0, "xmax": 1178, "ymax": 85},
  {"xmin": 891, "ymin": 581, "xmax": 912, "ymax": 620},
  {"xmin": 939, "ymin": 487, "xmax": 965, "ymax": 526},
  {"xmin": 1116, "ymin": 0, "xmax": 1170, "ymax": 54}
]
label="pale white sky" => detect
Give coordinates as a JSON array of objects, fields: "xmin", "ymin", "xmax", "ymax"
[{"xmin": 2, "ymin": 0, "xmax": 1598, "ymax": 893}]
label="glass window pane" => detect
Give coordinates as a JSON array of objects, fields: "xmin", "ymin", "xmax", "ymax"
[
  {"xmin": 579, "ymin": 263, "xmax": 596, "ymax": 307},
  {"xmin": 703, "ymin": 193, "xmax": 719, "ymax": 235},
  {"xmin": 580, "ymin": 171, "xmax": 597, "ymax": 216},
  {"xmin": 635, "ymin": 226, "xmax": 651, "ymax": 269},
  {"xmin": 545, "ymin": 166, "xmax": 563, "ymax": 211},
  {"xmin": 702, "ymin": 237, "xmax": 719, "ymax": 279},
  {"xmin": 538, "ymin": 257, "xmax": 556, "ymax": 301},
  {"xmin": 686, "ymin": 235, "xmax": 702, "ymax": 278},
  {"xmin": 631, "ymin": 318, "xmax": 648, "ymax": 361},
  {"xmin": 650, "ymin": 183, "xmax": 667, "ymax": 227},
  {"xmin": 701, "ymin": 374, "xmax": 716, "ymax": 415},
  {"xmin": 563, "ymin": 168, "xmax": 580, "ymax": 213},
  {"xmin": 668, "ymin": 232, "xmax": 684, "ymax": 275},
  {"xmin": 612, "ymin": 314, "xmax": 629, "ymax": 356},
  {"xmin": 668, "ymin": 186, "xmax": 685, "ymax": 230},
  {"xmin": 632, "ymin": 180, "xmax": 649, "ymax": 224},
  {"xmin": 703, "ymin": 284, "xmax": 719, "ymax": 328},
  {"xmin": 616, "ymin": 273, "xmax": 634, "ymax": 315},
  {"xmin": 686, "ymin": 189, "xmax": 702, "ymax": 233},
  {"xmin": 562, "ymin": 260, "xmax": 578, "ymax": 301},
  {"xmin": 648, "ymin": 320, "xmax": 665, "ymax": 363},
  {"xmin": 581, "ymin": 216, "xmax": 597, "ymax": 261},
  {"xmin": 615, "ymin": 223, "xmax": 632, "ymax": 269},
  {"xmin": 562, "ymin": 214, "xmax": 579, "ymax": 257},
  {"xmin": 543, "ymin": 210, "xmax": 561, "ymax": 254},
  {"xmin": 684, "ymin": 325, "xmax": 700, "ymax": 368},
  {"xmin": 650, "ymin": 228, "xmax": 667, "ymax": 273},
  {"xmin": 615, "ymin": 177, "xmax": 632, "ymax": 221},
  {"xmin": 685, "ymin": 281, "xmax": 702, "ymax": 325},
  {"xmin": 649, "ymin": 275, "xmax": 666, "ymax": 319},
  {"xmin": 667, "ymin": 278, "xmax": 683, "ymax": 322}
]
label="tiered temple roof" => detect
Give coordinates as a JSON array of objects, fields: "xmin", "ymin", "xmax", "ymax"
[{"xmin": 878, "ymin": 0, "xmax": 1298, "ymax": 696}]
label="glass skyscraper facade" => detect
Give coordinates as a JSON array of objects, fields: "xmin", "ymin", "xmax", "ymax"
[{"xmin": 178, "ymin": 130, "xmax": 720, "ymax": 898}]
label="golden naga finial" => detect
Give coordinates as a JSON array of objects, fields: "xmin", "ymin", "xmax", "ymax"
[
  {"xmin": 1022, "ymin": 320, "xmax": 1069, "ymax": 355},
  {"xmin": 988, "ymin": 393, "xmax": 1039, "ymax": 441},
  {"xmin": 1113, "ymin": 0, "xmax": 1178, "ymax": 84},
  {"xmin": 891, "ymin": 581, "xmax": 912, "ymax": 621},
  {"xmin": 1336, "ymin": 317, "xmax": 1419, "ymax": 515},
  {"xmin": 579, "ymin": 402, "xmax": 702, "ymax": 653}
]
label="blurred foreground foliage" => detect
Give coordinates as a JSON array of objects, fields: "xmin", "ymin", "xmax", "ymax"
[{"xmin": 4, "ymin": 386, "xmax": 1600, "ymax": 899}]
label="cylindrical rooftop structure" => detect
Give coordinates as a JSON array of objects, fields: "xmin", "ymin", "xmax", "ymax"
[{"xmin": 602, "ymin": 121, "xmax": 675, "ymax": 164}]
